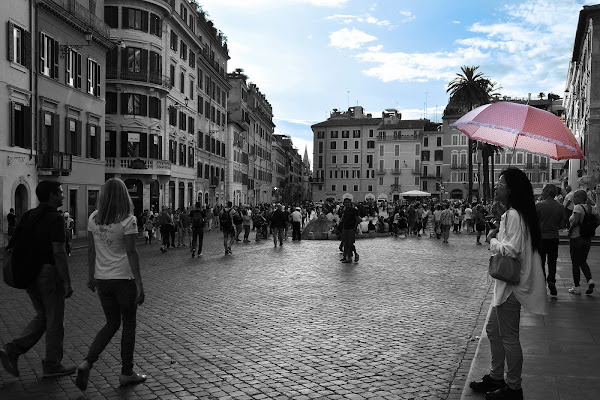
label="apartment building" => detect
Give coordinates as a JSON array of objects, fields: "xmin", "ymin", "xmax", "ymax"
[
  {"xmin": 104, "ymin": 0, "xmax": 230, "ymax": 214},
  {"xmin": 272, "ymin": 134, "xmax": 303, "ymax": 204},
  {"xmin": 1, "ymin": 0, "xmax": 114, "ymax": 241}
]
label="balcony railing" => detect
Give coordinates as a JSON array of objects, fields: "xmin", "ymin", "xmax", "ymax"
[
  {"xmin": 525, "ymin": 162, "xmax": 534, "ymax": 169},
  {"xmin": 392, "ymin": 168, "xmax": 402, "ymax": 175},
  {"xmin": 451, "ymin": 163, "xmax": 467, "ymax": 169},
  {"xmin": 377, "ymin": 169, "xmax": 386, "ymax": 175},
  {"xmin": 539, "ymin": 162, "xmax": 548, "ymax": 169},
  {"xmin": 106, "ymin": 157, "xmax": 172, "ymax": 172},
  {"xmin": 47, "ymin": 0, "xmax": 111, "ymax": 38},
  {"xmin": 37, "ymin": 151, "xmax": 72, "ymax": 174},
  {"xmin": 106, "ymin": 68, "xmax": 172, "ymax": 88},
  {"xmin": 391, "ymin": 184, "xmax": 401, "ymax": 191}
]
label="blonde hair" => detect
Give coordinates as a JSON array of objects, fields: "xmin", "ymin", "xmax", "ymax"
[{"xmin": 95, "ymin": 178, "xmax": 134, "ymax": 225}]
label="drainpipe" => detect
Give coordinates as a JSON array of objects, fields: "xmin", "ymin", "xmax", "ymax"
[{"xmin": 33, "ymin": 0, "xmax": 39, "ymax": 163}]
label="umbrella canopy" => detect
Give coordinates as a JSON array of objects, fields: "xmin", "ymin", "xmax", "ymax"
[
  {"xmin": 450, "ymin": 102, "xmax": 583, "ymax": 160},
  {"xmin": 400, "ymin": 190, "xmax": 431, "ymax": 197}
]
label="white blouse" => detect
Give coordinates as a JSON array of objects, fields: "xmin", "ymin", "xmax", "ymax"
[{"xmin": 489, "ymin": 208, "xmax": 548, "ymax": 314}]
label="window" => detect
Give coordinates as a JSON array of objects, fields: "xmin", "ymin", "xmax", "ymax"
[
  {"xmin": 180, "ymin": 71, "xmax": 185, "ymax": 93},
  {"xmin": 414, "ymin": 176, "xmax": 420, "ymax": 186},
  {"xmin": 343, "ymin": 141, "xmax": 348, "ymax": 150},
  {"xmin": 354, "ymin": 155, "xmax": 359, "ymax": 163},
  {"xmin": 395, "ymin": 144, "xmax": 399, "ymax": 157},
  {"xmin": 367, "ymin": 140, "xmax": 375, "ymax": 149},
  {"xmin": 353, "ymin": 129, "xmax": 361, "ymax": 138},
  {"xmin": 122, "ymin": 8, "xmax": 148, "ymax": 31},
  {"xmin": 178, "ymin": 111, "xmax": 187, "ymax": 131},
  {"xmin": 423, "ymin": 137, "xmax": 429, "ymax": 147},
  {"xmin": 180, "ymin": 40, "xmax": 187, "ymax": 61},
  {"xmin": 169, "ymin": 140, "xmax": 177, "ymax": 163},
  {"xmin": 168, "ymin": 105, "xmax": 177, "ymax": 126},
  {"xmin": 122, "ymin": 47, "xmax": 147, "ymax": 74},
  {"xmin": 318, "ymin": 142, "xmax": 323, "ymax": 153},
  {"xmin": 149, "ymin": 51, "xmax": 162, "ymax": 80},
  {"xmin": 120, "ymin": 93, "xmax": 147, "ymax": 116},
  {"xmin": 179, "ymin": 143, "xmax": 186, "ymax": 166},
  {"xmin": 189, "ymin": 50, "xmax": 195, "ymax": 68},
  {"xmin": 460, "ymin": 136, "xmax": 467, "ymax": 145},
  {"xmin": 104, "ymin": 6, "xmax": 118, "ymax": 28},
  {"xmin": 190, "ymin": 80, "xmax": 194, "ymax": 100},
  {"xmin": 379, "ymin": 177, "xmax": 383, "ymax": 185},
  {"xmin": 197, "ymin": 96, "xmax": 203, "ymax": 115},
  {"xmin": 8, "ymin": 23, "xmax": 31, "ymax": 68},
  {"xmin": 40, "ymin": 32, "xmax": 58, "ymax": 79},
  {"xmin": 149, "ymin": 97, "xmax": 161, "ymax": 119},
  {"xmin": 65, "ymin": 49, "xmax": 81, "ymax": 88},
  {"xmin": 87, "ymin": 124, "xmax": 100, "ymax": 159},
  {"xmin": 170, "ymin": 64, "xmax": 175, "ymax": 87},
  {"xmin": 434, "ymin": 150, "xmax": 443, "ymax": 161},
  {"xmin": 105, "ymin": 92, "xmax": 117, "ymax": 114},
  {"xmin": 330, "ymin": 142, "xmax": 336, "ymax": 150},
  {"xmin": 369, "ymin": 129, "xmax": 374, "ymax": 137},
  {"xmin": 342, "ymin": 185, "xmax": 347, "ymax": 191},
  {"xmin": 354, "ymin": 141, "xmax": 359, "ymax": 149},
  {"xmin": 180, "ymin": 3, "xmax": 188, "ymax": 22},
  {"xmin": 452, "ymin": 135, "xmax": 458, "ymax": 146},
  {"xmin": 379, "ymin": 145, "xmax": 384, "ymax": 156},
  {"xmin": 105, "ymin": 130, "xmax": 116, "ymax": 157},
  {"xmin": 188, "ymin": 146, "xmax": 194, "ymax": 167},
  {"xmin": 342, "ymin": 130, "xmax": 349, "ymax": 138},
  {"xmin": 9, "ymin": 102, "xmax": 31, "ymax": 149},
  {"xmin": 170, "ymin": 31, "xmax": 178, "ymax": 51},
  {"xmin": 188, "ymin": 116, "xmax": 194, "ymax": 134},
  {"xmin": 87, "ymin": 58, "xmax": 101, "ymax": 96},
  {"xmin": 437, "ymin": 137, "xmax": 442, "ymax": 146},
  {"xmin": 331, "ymin": 155, "xmax": 336, "ymax": 164},
  {"xmin": 150, "ymin": 13, "xmax": 162, "ymax": 37},
  {"xmin": 330, "ymin": 130, "xmax": 338, "ymax": 138},
  {"xmin": 415, "ymin": 144, "xmax": 420, "ymax": 155},
  {"xmin": 331, "ymin": 185, "xmax": 336, "ymax": 191},
  {"xmin": 421, "ymin": 150, "xmax": 430, "ymax": 161},
  {"xmin": 517, "ymin": 152, "xmax": 524, "ymax": 164}
]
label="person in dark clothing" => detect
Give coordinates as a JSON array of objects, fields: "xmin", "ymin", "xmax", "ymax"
[
  {"xmin": 535, "ymin": 184, "xmax": 566, "ymax": 296},
  {"xmin": 270, "ymin": 204, "xmax": 287, "ymax": 247},
  {"xmin": 340, "ymin": 198, "xmax": 360, "ymax": 263},
  {"xmin": 189, "ymin": 202, "xmax": 206, "ymax": 258},
  {"xmin": 7, "ymin": 208, "xmax": 16, "ymax": 239}
]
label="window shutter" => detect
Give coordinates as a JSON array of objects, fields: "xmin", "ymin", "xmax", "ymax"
[
  {"xmin": 76, "ymin": 53, "xmax": 82, "ymax": 88},
  {"xmin": 24, "ymin": 105, "xmax": 31, "ymax": 149},
  {"xmin": 158, "ymin": 136, "xmax": 162, "ymax": 159},
  {"xmin": 52, "ymin": 39, "xmax": 58, "ymax": 78},
  {"xmin": 24, "ymin": 30, "xmax": 31, "ymax": 68},
  {"xmin": 9, "ymin": 102, "xmax": 15, "ymax": 146},
  {"xmin": 7, "ymin": 22, "xmax": 14, "ymax": 62},
  {"xmin": 75, "ymin": 120, "xmax": 82, "ymax": 156},
  {"xmin": 121, "ymin": 131, "xmax": 128, "ymax": 157},
  {"xmin": 95, "ymin": 126, "xmax": 101, "ymax": 159},
  {"xmin": 39, "ymin": 32, "xmax": 44, "ymax": 72},
  {"xmin": 122, "ymin": 8, "xmax": 129, "ymax": 29},
  {"xmin": 140, "ymin": 132, "xmax": 147, "ymax": 157},
  {"xmin": 65, "ymin": 117, "xmax": 72, "ymax": 154},
  {"xmin": 121, "ymin": 47, "xmax": 128, "ymax": 70},
  {"xmin": 141, "ymin": 94, "xmax": 147, "ymax": 116},
  {"xmin": 109, "ymin": 130, "xmax": 116, "ymax": 157},
  {"xmin": 52, "ymin": 113, "xmax": 59, "ymax": 152},
  {"xmin": 140, "ymin": 49, "xmax": 148, "ymax": 73},
  {"xmin": 95, "ymin": 63, "xmax": 101, "ymax": 96}
]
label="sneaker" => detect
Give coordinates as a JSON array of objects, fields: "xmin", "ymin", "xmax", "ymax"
[
  {"xmin": 119, "ymin": 371, "xmax": 147, "ymax": 386},
  {"xmin": 485, "ymin": 384, "xmax": 523, "ymax": 400},
  {"xmin": 354, "ymin": 253, "xmax": 359, "ymax": 262},
  {"xmin": 470, "ymin": 374, "xmax": 505, "ymax": 394},
  {"xmin": 586, "ymin": 279, "xmax": 595, "ymax": 295},
  {"xmin": 0, "ymin": 348, "xmax": 19, "ymax": 377},
  {"xmin": 569, "ymin": 286, "xmax": 581, "ymax": 295},
  {"xmin": 191, "ymin": 249, "xmax": 196, "ymax": 258},
  {"xmin": 341, "ymin": 259, "xmax": 352, "ymax": 263},
  {"xmin": 75, "ymin": 361, "xmax": 91, "ymax": 391},
  {"xmin": 548, "ymin": 282, "xmax": 557, "ymax": 296},
  {"xmin": 42, "ymin": 364, "xmax": 76, "ymax": 378},
  {"xmin": 279, "ymin": 241, "xmax": 283, "ymax": 246}
]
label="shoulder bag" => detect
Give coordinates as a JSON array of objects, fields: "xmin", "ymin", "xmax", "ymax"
[{"xmin": 488, "ymin": 212, "xmax": 521, "ymax": 285}]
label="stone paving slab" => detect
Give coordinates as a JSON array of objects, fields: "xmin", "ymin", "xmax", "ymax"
[{"xmin": 0, "ymin": 230, "xmax": 494, "ymax": 399}]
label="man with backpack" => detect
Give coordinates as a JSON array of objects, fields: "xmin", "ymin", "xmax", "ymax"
[
  {"xmin": 568, "ymin": 189, "xmax": 597, "ymax": 295},
  {"xmin": 220, "ymin": 202, "xmax": 236, "ymax": 255},
  {"xmin": 189, "ymin": 202, "xmax": 205, "ymax": 258},
  {"xmin": 1, "ymin": 181, "xmax": 75, "ymax": 378}
]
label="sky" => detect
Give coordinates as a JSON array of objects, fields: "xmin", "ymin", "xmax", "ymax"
[{"xmin": 196, "ymin": 0, "xmax": 596, "ymax": 167}]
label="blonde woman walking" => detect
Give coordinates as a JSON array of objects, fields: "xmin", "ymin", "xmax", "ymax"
[{"xmin": 75, "ymin": 178, "xmax": 146, "ymax": 391}]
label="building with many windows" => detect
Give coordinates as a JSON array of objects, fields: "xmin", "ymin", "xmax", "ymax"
[
  {"xmin": 103, "ymin": 0, "xmax": 230, "ymax": 215},
  {"xmin": 1, "ymin": 0, "xmax": 114, "ymax": 242}
]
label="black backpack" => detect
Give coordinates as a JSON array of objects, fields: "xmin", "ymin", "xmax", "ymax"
[
  {"xmin": 220, "ymin": 209, "xmax": 233, "ymax": 230},
  {"xmin": 580, "ymin": 206, "xmax": 600, "ymax": 238},
  {"xmin": 3, "ymin": 208, "xmax": 50, "ymax": 289},
  {"xmin": 190, "ymin": 210, "xmax": 204, "ymax": 231}
]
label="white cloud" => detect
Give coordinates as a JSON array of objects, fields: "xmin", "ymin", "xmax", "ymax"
[
  {"xmin": 398, "ymin": 11, "xmax": 415, "ymax": 22},
  {"xmin": 326, "ymin": 13, "xmax": 392, "ymax": 26},
  {"xmin": 199, "ymin": 0, "xmax": 349, "ymax": 8},
  {"xmin": 367, "ymin": 44, "xmax": 383, "ymax": 52},
  {"xmin": 329, "ymin": 28, "xmax": 377, "ymax": 49},
  {"xmin": 451, "ymin": 20, "xmax": 461, "ymax": 24}
]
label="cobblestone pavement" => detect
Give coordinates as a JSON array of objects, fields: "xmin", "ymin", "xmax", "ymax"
[{"xmin": 0, "ymin": 230, "xmax": 492, "ymax": 400}]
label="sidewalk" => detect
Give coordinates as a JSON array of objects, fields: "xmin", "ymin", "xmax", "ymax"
[{"xmin": 460, "ymin": 244, "xmax": 600, "ymax": 400}]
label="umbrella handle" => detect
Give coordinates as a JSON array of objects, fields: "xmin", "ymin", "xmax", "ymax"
[{"xmin": 508, "ymin": 134, "xmax": 520, "ymax": 167}]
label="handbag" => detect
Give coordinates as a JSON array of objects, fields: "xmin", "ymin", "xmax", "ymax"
[{"xmin": 489, "ymin": 253, "xmax": 521, "ymax": 284}]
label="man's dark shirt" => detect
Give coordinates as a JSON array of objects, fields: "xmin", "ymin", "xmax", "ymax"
[
  {"xmin": 15, "ymin": 204, "xmax": 65, "ymax": 266},
  {"xmin": 270, "ymin": 209, "xmax": 287, "ymax": 228},
  {"xmin": 536, "ymin": 199, "xmax": 566, "ymax": 240},
  {"xmin": 189, "ymin": 209, "xmax": 206, "ymax": 230},
  {"xmin": 7, "ymin": 213, "xmax": 16, "ymax": 227},
  {"xmin": 341, "ymin": 206, "xmax": 360, "ymax": 230}
]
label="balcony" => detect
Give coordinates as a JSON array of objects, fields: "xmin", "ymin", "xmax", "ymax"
[
  {"xmin": 105, "ymin": 157, "xmax": 172, "ymax": 176},
  {"xmin": 310, "ymin": 177, "xmax": 324, "ymax": 184},
  {"xmin": 106, "ymin": 68, "xmax": 171, "ymax": 90},
  {"xmin": 391, "ymin": 184, "xmax": 401, "ymax": 192},
  {"xmin": 392, "ymin": 168, "xmax": 402, "ymax": 175},
  {"xmin": 44, "ymin": 0, "xmax": 111, "ymax": 39},
  {"xmin": 539, "ymin": 162, "xmax": 548, "ymax": 169},
  {"xmin": 37, "ymin": 151, "xmax": 72, "ymax": 175},
  {"xmin": 525, "ymin": 162, "xmax": 534, "ymax": 169},
  {"xmin": 377, "ymin": 169, "xmax": 386, "ymax": 175}
]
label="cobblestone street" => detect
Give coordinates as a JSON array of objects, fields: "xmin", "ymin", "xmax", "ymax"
[{"xmin": 0, "ymin": 231, "xmax": 493, "ymax": 399}]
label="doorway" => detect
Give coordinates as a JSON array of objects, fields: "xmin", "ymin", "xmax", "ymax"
[{"xmin": 14, "ymin": 184, "xmax": 29, "ymax": 221}]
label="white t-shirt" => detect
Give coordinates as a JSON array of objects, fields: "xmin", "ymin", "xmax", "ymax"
[{"xmin": 88, "ymin": 211, "xmax": 138, "ymax": 280}]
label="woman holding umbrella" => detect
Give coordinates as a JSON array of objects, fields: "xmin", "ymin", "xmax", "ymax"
[{"xmin": 470, "ymin": 168, "xmax": 546, "ymax": 400}]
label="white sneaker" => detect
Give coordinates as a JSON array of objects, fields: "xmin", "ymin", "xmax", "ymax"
[{"xmin": 568, "ymin": 286, "xmax": 581, "ymax": 295}]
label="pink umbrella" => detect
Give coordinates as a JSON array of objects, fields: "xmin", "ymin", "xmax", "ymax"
[{"xmin": 450, "ymin": 101, "xmax": 583, "ymax": 160}]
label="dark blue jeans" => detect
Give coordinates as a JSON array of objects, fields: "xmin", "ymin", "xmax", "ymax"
[
  {"xmin": 6, "ymin": 265, "xmax": 65, "ymax": 369},
  {"xmin": 540, "ymin": 238, "xmax": 559, "ymax": 284},
  {"xmin": 85, "ymin": 279, "xmax": 137, "ymax": 375},
  {"xmin": 569, "ymin": 236, "xmax": 592, "ymax": 286},
  {"xmin": 191, "ymin": 229, "xmax": 204, "ymax": 252}
]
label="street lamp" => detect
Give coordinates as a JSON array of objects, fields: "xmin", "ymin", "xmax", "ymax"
[{"xmin": 60, "ymin": 32, "xmax": 93, "ymax": 58}]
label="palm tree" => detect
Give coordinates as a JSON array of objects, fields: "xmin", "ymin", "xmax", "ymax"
[{"xmin": 447, "ymin": 66, "xmax": 497, "ymax": 203}]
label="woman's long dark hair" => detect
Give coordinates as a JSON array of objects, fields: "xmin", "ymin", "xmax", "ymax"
[{"xmin": 500, "ymin": 168, "xmax": 541, "ymax": 252}]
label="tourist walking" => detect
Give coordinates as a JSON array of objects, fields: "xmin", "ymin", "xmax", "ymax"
[
  {"xmin": 290, "ymin": 207, "xmax": 303, "ymax": 241},
  {"xmin": 0, "ymin": 181, "xmax": 75, "ymax": 378},
  {"xmin": 219, "ymin": 202, "xmax": 236, "ymax": 255},
  {"xmin": 189, "ymin": 202, "xmax": 205, "ymax": 258},
  {"xmin": 158, "ymin": 206, "xmax": 172, "ymax": 253},
  {"xmin": 242, "ymin": 209, "xmax": 252, "ymax": 242},
  {"xmin": 270, "ymin": 204, "xmax": 287, "ymax": 247},
  {"xmin": 567, "ymin": 189, "xmax": 596, "ymax": 295},
  {"xmin": 340, "ymin": 198, "xmax": 361, "ymax": 263},
  {"xmin": 470, "ymin": 168, "xmax": 546, "ymax": 400},
  {"xmin": 6, "ymin": 208, "xmax": 17, "ymax": 240},
  {"xmin": 75, "ymin": 178, "xmax": 146, "ymax": 391},
  {"xmin": 439, "ymin": 204, "xmax": 453, "ymax": 243},
  {"xmin": 535, "ymin": 184, "xmax": 566, "ymax": 296}
]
